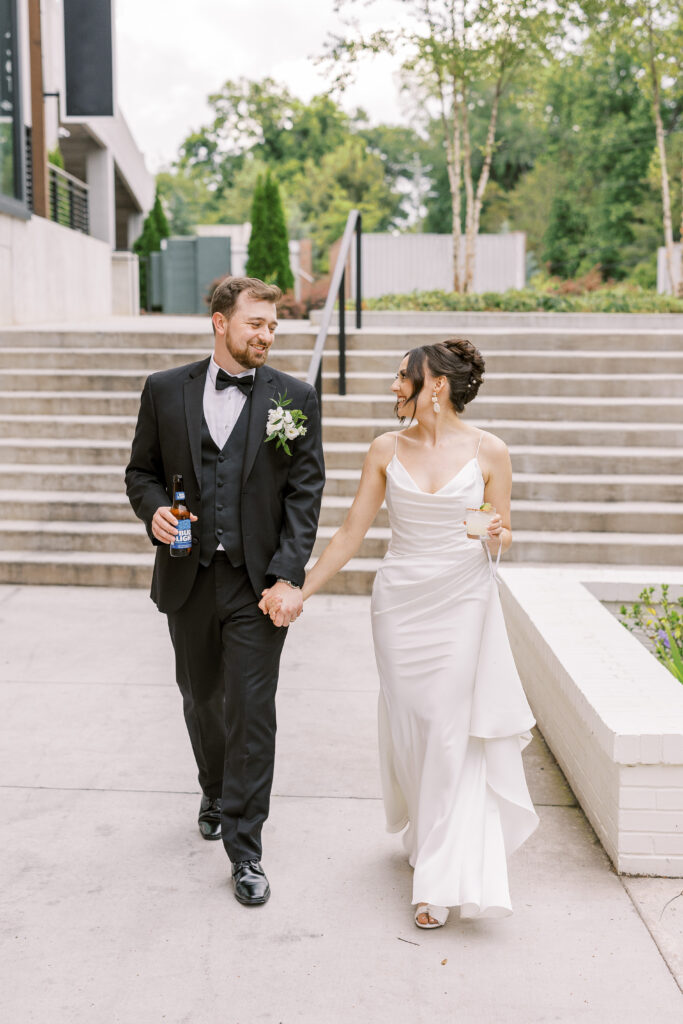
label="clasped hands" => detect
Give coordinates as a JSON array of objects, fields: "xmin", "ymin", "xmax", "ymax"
[{"xmin": 258, "ymin": 581, "xmax": 303, "ymax": 628}]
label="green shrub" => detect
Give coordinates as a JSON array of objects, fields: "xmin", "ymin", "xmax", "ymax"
[{"xmin": 359, "ymin": 284, "xmax": 683, "ymax": 314}]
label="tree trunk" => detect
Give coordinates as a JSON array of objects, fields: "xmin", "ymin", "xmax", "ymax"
[
  {"xmin": 461, "ymin": 91, "xmax": 476, "ymax": 293},
  {"xmin": 679, "ymin": 162, "xmax": 683, "ymax": 297},
  {"xmin": 647, "ymin": 14, "xmax": 677, "ymax": 293},
  {"xmin": 466, "ymin": 79, "xmax": 503, "ymax": 292},
  {"xmin": 445, "ymin": 101, "xmax": 463, "ymax": 292}
]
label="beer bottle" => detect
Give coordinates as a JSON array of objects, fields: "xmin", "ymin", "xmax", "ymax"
[{"xmin": 170, "ymin": 473, "xmax": 192, "ymax": 558}]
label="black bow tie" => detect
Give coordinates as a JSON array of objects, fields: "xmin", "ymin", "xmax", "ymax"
[{"xmin": 215, "ymin": 369, "xmax": 255, "ymax": 395}]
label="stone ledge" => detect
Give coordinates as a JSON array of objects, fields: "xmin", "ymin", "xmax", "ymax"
[{"xmin": 499, "ymin": 566, "xmax": 683, "ymax": 877}]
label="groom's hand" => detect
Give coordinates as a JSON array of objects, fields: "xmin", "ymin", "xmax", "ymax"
[
  {"xmin": 259, "ymin": 582, "xmax": 303, "ymax": 628},
  {"xmin": 152, "ymin": 506, "xmax": 198, "ymax": 544}
]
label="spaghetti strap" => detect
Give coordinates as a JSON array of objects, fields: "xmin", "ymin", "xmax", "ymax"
[
  {"xmin": 475, "ymin": 431, "xmax": 484, "ymax": 458},
  {"xmin": 394, "ymin": 431, "xmax": 400, "ymax": 455}
]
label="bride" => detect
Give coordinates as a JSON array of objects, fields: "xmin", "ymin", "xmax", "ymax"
[{"xmin": 261, "ymin": 338, "xmax": 538, "ymax": 929}]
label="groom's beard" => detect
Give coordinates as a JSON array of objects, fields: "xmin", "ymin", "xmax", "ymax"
[{"xmin": 223, "ymin": 334, "xmax": 272, "ymax": 370}]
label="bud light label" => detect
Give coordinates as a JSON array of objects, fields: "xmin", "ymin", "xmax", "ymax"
[
  {"xmin": 174, "ymin": 491, "xmax": 185, "ymax": 501},
  {"xmin": 171, "ymin": 519, "xmax": 192, "ymax": 550}
]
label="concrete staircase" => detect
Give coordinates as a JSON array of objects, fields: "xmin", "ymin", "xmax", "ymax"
[{"xmin": 0, "ymin": 318, "xmax": 682, "ymax": 593}]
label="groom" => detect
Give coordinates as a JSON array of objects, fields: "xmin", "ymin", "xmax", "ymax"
[{"xmin": 125, "ymin": 276, "xmax": 325, "ymax": 905}]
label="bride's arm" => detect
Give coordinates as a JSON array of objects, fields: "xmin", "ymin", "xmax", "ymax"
[
  {"xmin": 301, "ymin": 434, "xmax": 392, "ymax": 600},
  {"xmin": 481, "ymin": 433, "xmax": 513, "ymax": 554}
]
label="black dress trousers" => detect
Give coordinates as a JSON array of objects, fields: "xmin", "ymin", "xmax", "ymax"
[{"xmin": 166, "ymin": 553, "xmax": 287, "ymax": 864}]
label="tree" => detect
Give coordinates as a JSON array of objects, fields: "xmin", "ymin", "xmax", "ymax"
[
  {"xmin": 245, "ymin": 172, "xmax": 294, "ymax": 291},
  {"xmin": 133, "ymin": 189, "xmax": 170, "ymax": 310},
  {"xmin": 327, "ymin": 0, "xmax": 567, "ymax": 291},
  {"xmin": 593, "ymin": 0, "xmax": 683, "ymax": 293}
]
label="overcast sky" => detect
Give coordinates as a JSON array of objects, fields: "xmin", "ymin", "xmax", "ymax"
[{"xmin": 115, "ymin": 0, "xmax": 406, "ymax": 173}]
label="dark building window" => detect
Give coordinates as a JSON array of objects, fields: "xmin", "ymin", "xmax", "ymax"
[{"xmin": 0, "ymin": 0, "xmax": 25, "ymax": 213}]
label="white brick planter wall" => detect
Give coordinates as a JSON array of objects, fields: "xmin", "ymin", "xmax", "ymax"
[{"xmin": 500, "ymin": 567, "xmax": 683, "ymax": 876}]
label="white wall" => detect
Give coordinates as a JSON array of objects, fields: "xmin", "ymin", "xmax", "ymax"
[
  {"xmin": 657, "ymin": 244, "xmax": 682, "ymax": 295},
  {"xmin": 352, "ymin": 232, "xmax": 526, "ymax": 297},
  {"xmin": 0, "ymin": 212, "xmax": 112, "ymax": 324}
]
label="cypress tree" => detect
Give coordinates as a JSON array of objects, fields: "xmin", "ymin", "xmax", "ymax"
[
  {"xmin": 245, "ymin": 171, "xmax": 294, "ymax": 292},
  {"xmin": 265, "ymin": 172, "xmax": 294, "ymax": 292},
  {"xmin": 133, "ymin": 189, "xmax": 170, "ymax": 310},
  {"xmin": 246, "ymin": 175, "xmax": 270, "ymax": 280}
]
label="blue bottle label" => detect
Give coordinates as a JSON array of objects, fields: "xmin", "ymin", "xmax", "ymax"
[
  {"xmin": 171, "ymin": 518, "xmax": 192, "ymax": 550},
  {"xmin": 174, "ymin": 491, "xmax": 185, "ymax": 501}
]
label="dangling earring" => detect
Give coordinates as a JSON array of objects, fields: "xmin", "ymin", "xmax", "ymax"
[{"xmin": 432, "ymin": 388, "xmax": 441, "ymax": 414}]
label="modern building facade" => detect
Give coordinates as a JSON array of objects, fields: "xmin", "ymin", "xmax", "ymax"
[{"xmin": 0, "ymin": 0, "xmax": 154, "ymax": 324}]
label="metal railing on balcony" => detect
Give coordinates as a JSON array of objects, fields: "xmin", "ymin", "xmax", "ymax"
[
  {"xmin": 306, "ymin": 210, "xmax": 362, "ymax": 406},
  {"xmin": 48, "ymin": 163, "xmax": 89, "ymax": 234}
]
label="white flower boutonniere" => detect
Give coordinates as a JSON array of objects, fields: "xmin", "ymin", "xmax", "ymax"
[{"xmin": 265, "ymin": 392, "xmax": 307, "ymax": 456}]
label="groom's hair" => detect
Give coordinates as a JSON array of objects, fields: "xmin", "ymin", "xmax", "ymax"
[{"xmin": 210, "ymin": 276, "xmax": 282, "ymax": 328}]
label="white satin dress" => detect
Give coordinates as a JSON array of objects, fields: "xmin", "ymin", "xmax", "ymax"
[{"xmin": 371, "ymin": 433, "xmax": 539, "ymax": 918}]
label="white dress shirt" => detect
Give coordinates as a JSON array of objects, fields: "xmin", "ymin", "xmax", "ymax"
[{"xmin": 203, "ymin": 356, "xmax": 255, "ymax": 449}]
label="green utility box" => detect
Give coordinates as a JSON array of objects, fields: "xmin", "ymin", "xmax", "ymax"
[{"xmin": 148, "ymin": 236, "xmax": 232, "ymax": 314}]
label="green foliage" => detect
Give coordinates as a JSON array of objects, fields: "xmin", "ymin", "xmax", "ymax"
[
  {"xmin": 361, "ymin": 284, "xmax": 683, "ymax": 313},
  {"xmin": 245, "ymin": 172, "xmax": 294, "ymax": 291},
  {"xmin": 543, "ymin": 196, "xmax": 589, "ymax": 277},
  {"xmin": 133, "ymin": 188, "xmax": 170, "ymax": 310},
  {"xmin": 619, "ymin": 586, "xmax": 683, "ymax": 685}
]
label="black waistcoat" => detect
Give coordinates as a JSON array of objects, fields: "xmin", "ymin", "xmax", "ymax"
[{"xmin": 199, "ymin": 400, "xmax": 250, "ymax": 567}]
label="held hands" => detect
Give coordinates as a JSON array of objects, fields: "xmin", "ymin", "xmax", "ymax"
[
  {"xmin": 152, "ymin": 505, "xmax": 198, "ymax": 544},
  {"xmin": 258, "ymin": 581, "xmax": 303, "ymax": 628}
]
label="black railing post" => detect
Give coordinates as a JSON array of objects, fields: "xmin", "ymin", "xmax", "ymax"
[
  {"xmin": 338, "ymin": 266, "xmax": 346, "ymax": 396},
  {"xmin": 355, "ymin": 212, "xmax": 362, "ymax": 329},
  {"xmin": 315, "ymin": 364, "xmax": 322, "ymax": 408}
]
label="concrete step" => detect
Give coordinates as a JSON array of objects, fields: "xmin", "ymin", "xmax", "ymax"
[
  {"xmin": 0, "ymin": 325, "xmax": 315, "ymax": 349},
  {"xmin": 0, "ymin": 464, "xmax": 124, "ymax": 491},
  {"xmin": 322, "ymin": 468, "xmax": 683, "ymax": 501},
  {"xmin": 0, "ymin": 550, "xmax": 154, "ymax": 586},
  {"xmin": 0, "ymin": 370, "xmax": 150, "ymax": 392},
  {"xmin": 0, "ymin": 439, "xmax": 131, "ymax": 464},
  {"xmin": 0, "ymin": 415, "xmax": 138, "ymax": 440},
  {"xmin": 4, "ymin": 367, "xmax": 680, "ymax": 396},
  {"xmin": 319, "ymin": 394, "xmax": 683, "ymax": 423},
  {"xmin": 319, "ymin": 496, "xmax": 683, "ymax": 533},
  {"xmin": 0, "ymin": 490, "xmax": 138, "ymax": 522},
  {"xmin": 321, "ymin": 417, "xmax": 683, "ymax": 447},
  {"xmin": 328, "ymin": 331, "xmax": 683, "ymax": 352},
  {"xmin": 2, "ymin": 323, "xmax": 683, "ymax": 351},
  {"xmin": 320, "ymin": 371, "xmax": 683, "ymax": 398},
  {"xmin": 335, "ymin": 327, "xmax": 683, "ymax": 352},
  {"xmin": 0, "ymin": 391, "xmax": 142, "ymax": 415},
  {"xmin": 311, "ymin": 526, "xmax": 683, "ymax": 564},
  {"xmin": 1, "ymin": 531, "xmax": 677, "ymax": 592},
  {"xmin": 4, "ymin": 489, "xmax": 678, "ymax": 537},
  {"xmin": 321, "ymin": 442, "xmax": 683, "ymax": 474},
  {"xmin": 3, "ymin": 390, "xmax": 682, "ymax": 424},
  {"xmin": 0, "ymin": 520, "xmax": 149, "ymax": 553}
]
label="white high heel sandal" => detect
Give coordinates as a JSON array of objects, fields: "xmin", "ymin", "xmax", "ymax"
[{"xmin": 414, "ymin": 903, "xmax": 449, "ymax": 929}]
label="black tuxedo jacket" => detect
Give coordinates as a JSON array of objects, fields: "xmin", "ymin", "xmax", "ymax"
[{"xmin": 125, "ymin": 356, "xmax": 325, "ymax": 614}]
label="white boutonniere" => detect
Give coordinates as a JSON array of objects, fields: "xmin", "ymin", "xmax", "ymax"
[{"xmin": 265, "ymin": 392, "xmax": 307, "ymax": 456}]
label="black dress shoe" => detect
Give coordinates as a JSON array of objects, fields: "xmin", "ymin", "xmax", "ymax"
[
  {"xmin": 198, "ymin": 795, "xmax": 221, "ymax": 840},
  {"xmin": 232, "ymin": 860, "xmax": 270, "ymax": 905}
]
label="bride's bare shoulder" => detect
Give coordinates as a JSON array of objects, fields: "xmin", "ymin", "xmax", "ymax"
[
  {"xmin": 367, "ymin": 430, "xmax": 402, "ymax": 465},
  {"xmin": 477, "ymin": 429, "xmax": 511, "ymax": 472},
  {"xmin": 477, "ymin": 428, "xmax": 509, "ymax": 457}
]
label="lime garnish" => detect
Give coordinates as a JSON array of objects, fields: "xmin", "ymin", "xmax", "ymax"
[{"xmin": 479, "ymin": 502, "xmax": 493, "ymax": 512}]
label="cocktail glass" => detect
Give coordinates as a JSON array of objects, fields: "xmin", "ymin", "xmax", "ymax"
[{"xmin": 466, "ymin": 506, "xmax": 496, "ymax": 540}]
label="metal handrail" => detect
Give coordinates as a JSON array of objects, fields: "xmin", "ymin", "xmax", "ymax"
[
  {"xmin": 306, "ymin": 209, "xmax": 362, "ymax": 405},
  {"xmin": 48, "ymin": 162, "xmax": 89, "ymax": 234}
]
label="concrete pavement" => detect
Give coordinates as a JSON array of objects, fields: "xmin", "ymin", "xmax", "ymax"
[{"xmin": 1, "ymin": 584, "xmax": 681, "ymax": 1023}]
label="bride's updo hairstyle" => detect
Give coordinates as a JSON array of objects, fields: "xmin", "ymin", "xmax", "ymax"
[{"xmin": 397, "ymin": 339, "xmax": 485, "ymax": 420}]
